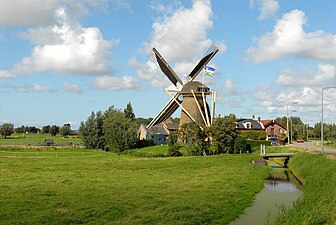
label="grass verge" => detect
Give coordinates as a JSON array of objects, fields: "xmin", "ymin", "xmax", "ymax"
[
  {"xmin": 273, "ymin": 153, "xmax": 336, "ymax": 225},
  {"xmin": 0, "ymin": 152, "xmax": 268, "ymax": 224}
]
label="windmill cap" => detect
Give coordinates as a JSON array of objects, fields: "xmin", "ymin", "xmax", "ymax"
[{"xmin": 180, "ymin": 81, "xmax": 210, "ymax": 94}]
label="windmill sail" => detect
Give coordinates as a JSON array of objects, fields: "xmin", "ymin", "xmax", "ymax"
[
  {"xmin": 147, "ymin": 93, "xmax": 182, "ymax": 129},
  {"xmin": 150, "ymin": 48, "xmax": 183, "ymax": 87},
  {"xmin": 188, "ymin": 44, "xmax": 218, "ymax": 81}
]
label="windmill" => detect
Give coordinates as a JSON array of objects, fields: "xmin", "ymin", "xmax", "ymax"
[{"xmin": 147, "ymin": 44, "xmax": 219, "ymax": 130}]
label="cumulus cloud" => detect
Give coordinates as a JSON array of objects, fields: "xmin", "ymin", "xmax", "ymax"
[
  {"xmin": 0, "ymin": 0, "xmax": 109, "ymax": 27},
  {"xmin": 246, "ymin": 10, "xmax": 336, "ymax": 62},
  {"xmin": 276, "ymin": 64, "xmax": 336, "ymax": 87},
  {"xmin": 32, "ymin": 84, "xmax": 53, "ymax": 92},
  {"xmin": 249, "ymin": 0, "xmax": 279, "ymax": 20},
  {"xmin": 63, "ymin": 83, "xmax": 84, "ymax": 93},
  {"xmin": 2, "ymin": 6, "xmax": 117, "ymax": 78},
  {"xmin": 92, "ymin": 75, "xmax": 141, "ymax": 90},
  {"xmin": 0, "ymin": 70, "xmax": 14, "ymax": 78},
  {"xmin": 133, "ymin": 0, "xmax": 226, "ymax": 87}
]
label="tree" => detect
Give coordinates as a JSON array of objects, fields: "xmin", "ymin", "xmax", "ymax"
[
  {"xmin": 167, "ymin": 131, "xmax": 182, "ymax": 156},
  {"xmin": 103, "ymin": 111, "xmax": 138, "ymax": 152},
  {"xmin": 42, "ymin": 125, "xmax": 50, "ymax": 134},
  {"xmin": 59, "ymin": 125, "xmax": 72, "ymax": 137},
  {"xmin": 208, "ymin": 114, "xmax": 239, "ymax": 154},
  {"xmin": 124, "ymin": 102, "xmax": 135, "ymax": 120},
  {"xmin": 0, "ymin": 123, "xmax": 14, "ymax": 138},
  {"xmin": 179, "ymin": 121, "xmax": 208, "ymax": 156},
  {"xmin": 49, "ymin": 125, "xmax": 59, "ymax": 136},
  {"xmin": 79, "ymin": 111, "xmax": 106, "ymax": 149}
]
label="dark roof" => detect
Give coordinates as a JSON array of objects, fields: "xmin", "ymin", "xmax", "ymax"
[
  {"xmin": 236, "ymin": 118, "xmax": 264, "ymax": 130},
  {"xmin": 162, "ymin": 117, "xmax": 178, "ymax": 130},
  {"xmin": 145, "ymin": 118, "xmax": 178, "ymax": 136},
  {"xmin": 181, "ymin": 81, "xmax": 209, "ymax": 93}
]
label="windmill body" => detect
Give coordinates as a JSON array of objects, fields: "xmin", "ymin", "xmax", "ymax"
[
  {"xmin": 179, "ymin": 81, "xmax": 211, "ymax": 128},
  {"xmin": 147, "ymin": 44, "xmax": 218, "ymax": 130}
]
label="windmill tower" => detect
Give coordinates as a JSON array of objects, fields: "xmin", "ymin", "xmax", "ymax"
[{"xmin": 147, "ymin": 44, "xmax": 218, "ymax": 130}]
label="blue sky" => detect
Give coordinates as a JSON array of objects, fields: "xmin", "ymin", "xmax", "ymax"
[{"xmin": 1, "ymin": 0, "xmax": 336, "ymax": 129}]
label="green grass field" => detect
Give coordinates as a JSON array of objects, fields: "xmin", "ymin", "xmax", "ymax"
[
  {"xmin": 0, "ymin": 150, "xmax": 269, "ymax": 225},
  {"xmin": 0, "ymin": 133, "xmax": 82, "ymax": 147}
]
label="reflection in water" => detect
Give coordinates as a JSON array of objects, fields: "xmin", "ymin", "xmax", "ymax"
[{"xmin": 229, "ymin": 169, "xmax": 302, "ymax": 225}]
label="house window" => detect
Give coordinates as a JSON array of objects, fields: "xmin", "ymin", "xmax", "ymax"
[{"xmin": 244, "ymin": 122, "xmax": 251, "ymax": 129}]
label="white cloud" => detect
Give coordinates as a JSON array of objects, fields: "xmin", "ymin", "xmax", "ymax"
[
  {"xmin": 0, "ymin": 0, "xmax": 60, "ymax": 26},
  {"xmin": 133, "ymin": 0, "xmax": 226, "ymax": 87},
  {"xmin": 2, "ymin": 6, "xmax": 117, "ymax": 78},
  {"xmin": 0, "ymin": 0, "xmax": 109, "ymax": 27},
  {"xmin": 259, "ymin": 0, "xmax": 279, "ymax": 20},
  {"xmin": 249, "ymin": 0, "xmax": 279, "ymax": 20},
  {"xmin": 63, "ymin": 83, "xmax": 84, "ymax": 93},
  {"xmin": 276, "ymin": 64, "xmax": 336, "ymax": 87},
  {"xmin": 246, "ymin": 10, "xmax": 336, "ymax": 62},
  {"xmin": 32, "ymin": 84, "xmax": 52, "ymax": 92},
  {"xmin": 0, "ymin": 70, "xmax": 14, "ymax": 78},
  {"xmin": 92, "ymin": 75, "xmax": 141, "ymax": 90}
]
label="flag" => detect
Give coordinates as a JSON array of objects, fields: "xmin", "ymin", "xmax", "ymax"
[{"xmin": 204, "ymin": 65, "xmax": 215, "ymax": 76}]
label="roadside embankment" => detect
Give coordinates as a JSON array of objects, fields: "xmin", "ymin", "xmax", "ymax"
[{"xmin": 273, "ymin": 153, "xmax": 336, "ymax": 225}]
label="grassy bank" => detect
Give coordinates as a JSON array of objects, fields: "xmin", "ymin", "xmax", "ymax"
[
  {"xmin": 0, "ymin": 152, "xmax": 268, "ymax": 224},
  {"xmin": 273, "ymin": 153, "xmax": 336, "ymax": 225}
]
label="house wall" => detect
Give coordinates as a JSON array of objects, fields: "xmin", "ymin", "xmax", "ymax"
[
  {"xmin": 265, "ymin": 123, "xmax": 286, "ymax": 138},
  {"xmin": 138, "ymin": 126, "xmax": 147, "ymax": 140}
]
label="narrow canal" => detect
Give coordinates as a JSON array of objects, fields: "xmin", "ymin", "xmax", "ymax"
[{"xmin": 229, "ymin": 160, "xmax": 302, "ymax": 225}]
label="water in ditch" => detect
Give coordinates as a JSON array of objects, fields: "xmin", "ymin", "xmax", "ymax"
[{"xmin": 229, "ymin": 161, "xmax": 303, "ymax": 225}]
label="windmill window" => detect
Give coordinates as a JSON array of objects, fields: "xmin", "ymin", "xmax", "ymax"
[{"xmin": 197, "ymin": 87, "xmax": 209, "ymax": 92}]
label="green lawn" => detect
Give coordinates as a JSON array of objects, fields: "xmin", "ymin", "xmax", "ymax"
[
  {"xmin": 0, "ymin": 133, "xmax": 82, "ymax": 146},
  {"xmin": 0, "ymin": 151, "xmax": 268, "ymax": 224}
]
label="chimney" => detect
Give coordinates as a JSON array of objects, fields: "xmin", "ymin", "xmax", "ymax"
[
  {"xmin": 258, "ymin": 117, "xmax": 261, "ymax": 122},
  {"xmin": 252, "ymin": 115, "xmax": 255, "ymax": 120}
]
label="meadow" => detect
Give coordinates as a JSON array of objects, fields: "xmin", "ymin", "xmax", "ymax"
[
  {"xmin": 273, "ymin": 153, "xmax": 336, "ymax": 225},
  {"xmin": 0, "ymin": 149, "xmax": 269, "ymax": 225},
  {"xmin": 0, "ymin": 133, "xmax": 82, "ymax": 147}
]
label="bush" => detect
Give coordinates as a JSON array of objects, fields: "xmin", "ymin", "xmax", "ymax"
[
  {"xmin": 234, "ymin": 136, "xmax": 252, "ymax": 154},
  {"xmin": 167, "ymin": 132, "xmax": 182, "ymax": 157},
  {"xmin": 246, "ymin": 140, "xmax": 271, "ymax": 151},
  {"xmin": 240, "ymin": 131, "xmax": 266, "ymax": 140},
  {"xmin": 179, "ymin": 122, "xmax": 208, "ymax": 156},
  {"xmin": 135, "ymin": 139, "xmax": 155, "ymax": 148},
  {"xmin": 168, "ymin": 145, "xmax": 182, "ymax": 157}
]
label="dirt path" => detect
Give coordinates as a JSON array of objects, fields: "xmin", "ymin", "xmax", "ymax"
[{"xmin": 292, "ymin": 141, "xmax": 336, "ymax": 154}]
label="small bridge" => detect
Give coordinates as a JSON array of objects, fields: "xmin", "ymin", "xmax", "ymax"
[
  {"xmin": 260, "ymin": 153, "xmax": 296, "ymax": 160},
  {"xmin": 260, "ymin": 153, "xmax": 296, "ymax": 167}
]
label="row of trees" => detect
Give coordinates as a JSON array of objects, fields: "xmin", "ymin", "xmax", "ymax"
[{"xmin": 0, "ymin": 123, "xmax": 73, "ymax": 139}]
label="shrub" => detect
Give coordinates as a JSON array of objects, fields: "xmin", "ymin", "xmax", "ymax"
[
  {"xmin": 234, "ymin": 136, "xmax": 252, "ymax": 154},
  {"xmin": 135, "ymin": 139, "xmax": 155, "ymax": 148},
  {"xmin": 179, "ymin": 122, "xmax": 208, "ymax": 156},
  {"xmin": 167, "ymin": 132, "xmax": 182, "ymax": 157},
  {"xmin": 246, "ymin": 140, "xmax": 271, "ymax": 152}
]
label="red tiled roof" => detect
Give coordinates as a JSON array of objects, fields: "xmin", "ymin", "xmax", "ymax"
[{"xmin": 260, "ymin": 120, "xmax": 272, "ymax": 126}]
